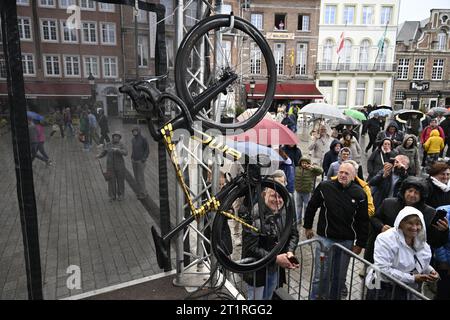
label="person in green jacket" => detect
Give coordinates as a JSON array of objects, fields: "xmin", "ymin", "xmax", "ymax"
[{"xmin": 294, "ymin": 157, "xmax": 323, "ymax": 225}]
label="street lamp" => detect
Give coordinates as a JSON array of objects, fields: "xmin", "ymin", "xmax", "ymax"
[
  {"xmin": 88, "ymin": 72, "xmax": 96, "ymax": 106},
  {"xmin": 249, "ymin": 77, "xmax": 255, "ymax": 97}
]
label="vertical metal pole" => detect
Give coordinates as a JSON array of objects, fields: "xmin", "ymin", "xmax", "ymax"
[
  {"xmin": 174, "ymin": 0, "xmax": 185, "ymax": 283},
  {"xmin": 1, "ymin": 0, "xmax": 43, "ymax": 300}
]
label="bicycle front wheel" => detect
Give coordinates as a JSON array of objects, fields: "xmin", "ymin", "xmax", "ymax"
[
  {"xmin": 175, "ymin": 15, "xmax": 276, "ymax": 134},
  {"xmin": 211, "ymin": 179, "xmax": 295, "ymax": 273}
]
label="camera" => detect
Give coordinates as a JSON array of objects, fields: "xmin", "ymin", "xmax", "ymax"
[{"xmin": 288, "ymin": 256, "xmax": 299, "ymax": 264}]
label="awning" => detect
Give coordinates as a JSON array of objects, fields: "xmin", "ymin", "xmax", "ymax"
[
  {"xmin": 245, "ymin": 82, "xmax": 323, "ymax": 100},
  {"xmin": 0, "ymin": 82, "xmax": 92, "ymax": 97}
]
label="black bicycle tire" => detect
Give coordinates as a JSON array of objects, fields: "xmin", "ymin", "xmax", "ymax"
[
  {"xmin": 211, "ymin": 179, "xmax": 294, "ymax": 273},
  {"xmin": 174, "ymin": 15, "xmax": 276, "ymax": 133}
]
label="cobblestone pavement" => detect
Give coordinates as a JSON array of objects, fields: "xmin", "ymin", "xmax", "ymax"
[{"xmin": 0, "ymin": 119, "xmax": 375, "ymax": 300}]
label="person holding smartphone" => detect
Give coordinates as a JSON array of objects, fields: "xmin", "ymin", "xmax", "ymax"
[{"xmin": 242, "ymin": 170, "xmax": 300, "ymax": 300}]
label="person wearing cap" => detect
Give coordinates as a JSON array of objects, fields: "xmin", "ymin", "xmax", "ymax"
[
  {"xmin": 131, "ymin": 127, "xmax": 149, "ymax": 199},
  {"xmin": 366, "ymin": 206, "xmax": 439, "ymax": 300},
  {"xmin": 97, "ymin": 131, "xmax": 128, "ymax": 201}
]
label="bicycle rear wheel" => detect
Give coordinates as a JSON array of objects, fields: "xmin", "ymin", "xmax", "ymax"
[
  {"xmin": 175, "ymin": 15, "xmax": 276, "ymax": 134},
  {"xmin": 211, "ymin": 178, "xmax": 295, "ymax": 273}
]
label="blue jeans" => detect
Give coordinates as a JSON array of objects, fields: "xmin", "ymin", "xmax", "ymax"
[
  {"xmin": 247, "ymin": 271, "xmax": 279, "ymax": 300},
  {"xmin": 311, "ymin": 236, "xmax": 353, "ymax": 300},
  {"xmin": 295, "ymin": 191, "xmax": 311, "ymax": 223}
]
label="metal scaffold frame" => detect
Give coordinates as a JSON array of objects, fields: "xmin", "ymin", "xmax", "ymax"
[{"xmin": 172, "ymin": 0, "xmax": 225, "ymax": 289}]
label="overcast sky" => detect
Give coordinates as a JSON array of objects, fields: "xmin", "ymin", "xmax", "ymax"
[{"xmin": 398, "ymin": 0, "xmax": 450, "ymax": 23}]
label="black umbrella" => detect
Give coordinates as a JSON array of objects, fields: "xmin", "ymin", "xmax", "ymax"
[
  {"xmin": 395, "ymin": 109, "xmax": 425, "ymax": 123},
  {"xmin": 375, "ymin": 105, "xmax": 393, "ymax": 110}
]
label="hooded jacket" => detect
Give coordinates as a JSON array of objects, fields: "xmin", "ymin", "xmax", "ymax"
[
  {"xmin": 423, "ymin": 129, "xmax": 444, "ymax": 154},
  {"xmin": 370, "ymin": 176, "xmax": 448, "ymax": 250},
  {"xmin": 376, "ymin": 121, "xmax": 404, "ymax": 148},
  {"xmin": 425, "ymin": 176, "xmax": 450, "ymax": 209},
  {"xmin": 395, "ymin": 135, "xmax": 420, "ymax": 176},
  {"xmin": 322, "ymin": 139, "xmax": 341, "ymax": 175},
  {"xmin": 304, "ymin": 178, "xmax": 369, "ymax": 247},
  {"xmin": 327, "ymin": 147, "xmax": 352, "ymax": 179},
  {"xmin": 371, "ymin": 206, "xmax": 434, "ymax": 290},
  {"xmin": 295, "ymin": 157, "xmax": 323, "ymax": 193},
  {"xmin": 131, "ymin": 127, "xmax": 149, "ymax": 162},
  {"xmin": 367, "ymin": 137, "xmax": 398, "ymax": 181},
  {"xmin": 308, "ymin": 128, "xmax": 333, "ymax": 164},
  {"xmin": 420, "ymin": 124, "xmax": 445, "ymax": 144}
]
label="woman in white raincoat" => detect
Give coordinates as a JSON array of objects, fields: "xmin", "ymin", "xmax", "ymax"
[{"xmin": 366, "ymin": 206, "xmax": 440, "ymax": 300}]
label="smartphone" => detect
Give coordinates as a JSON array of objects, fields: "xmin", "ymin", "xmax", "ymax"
[
  {"xmin": 388, "ymin": 158, "xmax": 396, "ymax": 164},
  {"xmin": 288, "ymin": 256, "xmax": 299, "ymax": 264},
  {"xmin": 431, "ymin": 209, "xmax": 447, "ymax": 226}
]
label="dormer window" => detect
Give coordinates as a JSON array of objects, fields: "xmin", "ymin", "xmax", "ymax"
[{"xmin": 441, "ymin": 15, "xmax": 448, "ymax": 23}]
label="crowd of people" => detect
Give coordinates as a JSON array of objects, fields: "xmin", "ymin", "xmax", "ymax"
[
  {"xmin": 245, "ymin": 104, "xmax": 450, "ymax": 300},
  {"xmin": 27, "ymin": 106, "xmax": 150, "ymax": 203}
]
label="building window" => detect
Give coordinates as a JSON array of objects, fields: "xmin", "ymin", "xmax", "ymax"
[
  {"xmin": 380, "ymin": 6, "xmax": 392, "ymax": 25},
  {"xmin": 41, "ymin": 19, "xmax": 58, "ymax": 42},
  {"xmin": 64, "ymin": 55, "xmax": 80, "ymax": 77},
  {"xmin": 251, "ymin": 13, "xmax": 263, "ymax": 30},
  {"xmin": 298, "ymin": 15, "xmax": 310, "ymax": 31},
  {"xmin": 338, "ymin": 81, "xmax": 348, "ymax": 105},
  {"xmin": 343, "ymin": 6, "xmax": 355, "ymax": 25},
  {"xmin": 323, "ymin": 40, "xmax": 333, "ymax": 68},
  {"xmin": 22, "ymin": 54, "xmax": 35, "ymax": 76},
  {"xmin": 274, "ymin": 43, "xmax": 285, "ymax": 75},
  {"xmin": 18, "ymin": 18, "xmax": 32, "ymax": 40},
  {"xmin": 324, "ymin": 5, "xmax": 336, "ymax": 24},
  {"xmin": 99, "ymin": 3, "xmax": 114, "ymax": 12},
  {"xmin": 295, "ymin": 43, "xmax": 307, "ymax": 75},
  {"xmin": 275, "ymin": 14, "xmax": 286, "ymax": 30},
  {"xmin": 39, "ymin": 0, "xmax": 55, "ymax": 7},
  {"xmin": 413, "ymin": 58, "xmax": 426, "ymax": 80},
  {"xmin": 218, "ymin": 41, "xmax": 232, "ymax": 68},
  {"xmin": 219, "ymin": 4, "xmax": 232, "ymax": 14},
  {"xmin": 82, "ymin": 22, "xmax": 97, "ymax": 43},
  {"xmin": 432, "ymin": 59, "xmax": 444, "ymax": 80},
  {"xmin": 61, "ymin": 21, "xmax": 77, "ymax": 43},
  {"xmin": 374, "ymin": 81, "xmax": 384, "ymax": 105},
  {"xmin": 44, "ymin": 55, "xmax": 60, "ymax": 76},
  {"xmin": 362, "ymin": 6, "xmax": 374, "ymax": 25},
  {"xmin": 103, "ymin": 57, "xmax": 118, "ymax": 78},
  {"xmin": 250, "ymin": 42, "xmax": 262, "ymax": 74},
  {"xmin": 184, "ymin": 4, "xmax": 197, "ymax": 26},
  {"xmin": 395, "ymin": 91, "xmax": 405, "ymax": 101},
  {"xmin": 342, "ymin": 39, "xmax": 352, "ymax": 69},
  {"xmin": 397, "ymin": 58, "xmax": 409, "ymax": 79},
  {"xmin": 137, "ymin": 10, "xmax": 148, "ymax": 23},
  {"xmin": 359, "ymin": 40, "xmax": 369, "ymax": 70},
  {"xmin": 83, "ymin": 56, "xmax": 99, "ymax": 77},
  {"xmin": 16, "ymin": 0, "xmax": 29, "ymax": 5},
  {"xmin": 437, "ymin": 32, "xmax": 447, "ymax": 50},
  {"xmin": 80, "ymin": 0, "xmax": 95, "ymax": 10},
  {"xmin": 101, "ymin": 23, "xmax": 116, "ymax": 45},
  {"xmin": 159, "ymin": 0, "xmax": 172, "ymax": 24},
  {"xmin": 355, "ymin": 81, "xmax": 366, "ymax": 105},
  {"xmin": 138, "ymin": 36, "xmax": 149, "ymax": 67},
  {"xmin": 58, "ymin": 0, "xmax": 75, "ymax": 8}
]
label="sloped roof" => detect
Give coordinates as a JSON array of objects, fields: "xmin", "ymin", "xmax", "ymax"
[{"xmin": 397, "ymin": 21, "xmax": 420, "ymax": 44}]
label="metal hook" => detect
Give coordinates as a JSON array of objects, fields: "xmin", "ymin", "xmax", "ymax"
[
  {"xmin": 134, "ymin": 0, "xmax": 139, "ymax": 17},
  {"xmin": 218, "ymin": 11, "xmax": 235, "ymax": 34}
]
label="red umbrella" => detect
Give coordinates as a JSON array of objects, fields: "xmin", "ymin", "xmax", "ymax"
[{"xmin": 228, "ymin": 118, "xmax": 299, "ymax": 146}]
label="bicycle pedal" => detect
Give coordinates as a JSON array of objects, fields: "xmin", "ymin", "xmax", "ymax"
[{"xmin": 151, "ymin": 226, "xmax": 170, "ymax": 270}]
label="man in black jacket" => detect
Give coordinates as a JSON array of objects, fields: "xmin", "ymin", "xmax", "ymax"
[
  {"xmin": 131, "ymin": 127, "xmax": 149, "ymax": 199},
  {"xmin": 98, "ymin": 109, "xmax": 110, "ymax": 144},
  {"xmin": 304, "ymin": 162, "xmax": 369, "ymax": 299},
  {"xmin": 365, "ymin": 176, "xmax": 449, "ymax": 264}
]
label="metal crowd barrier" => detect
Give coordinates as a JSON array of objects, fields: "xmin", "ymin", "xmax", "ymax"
[{"xmin": 224, "ymin": 239, "xmax": 429, "ymax": 300}]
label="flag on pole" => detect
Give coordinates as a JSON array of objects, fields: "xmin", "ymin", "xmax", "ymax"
[
  {"xmin": 336, "ymin": 32, "xmax": 345, "ymax": 55},
  {"xmin": 377, "ymin": 24, "xmax": 388, "ymax": 53}
]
